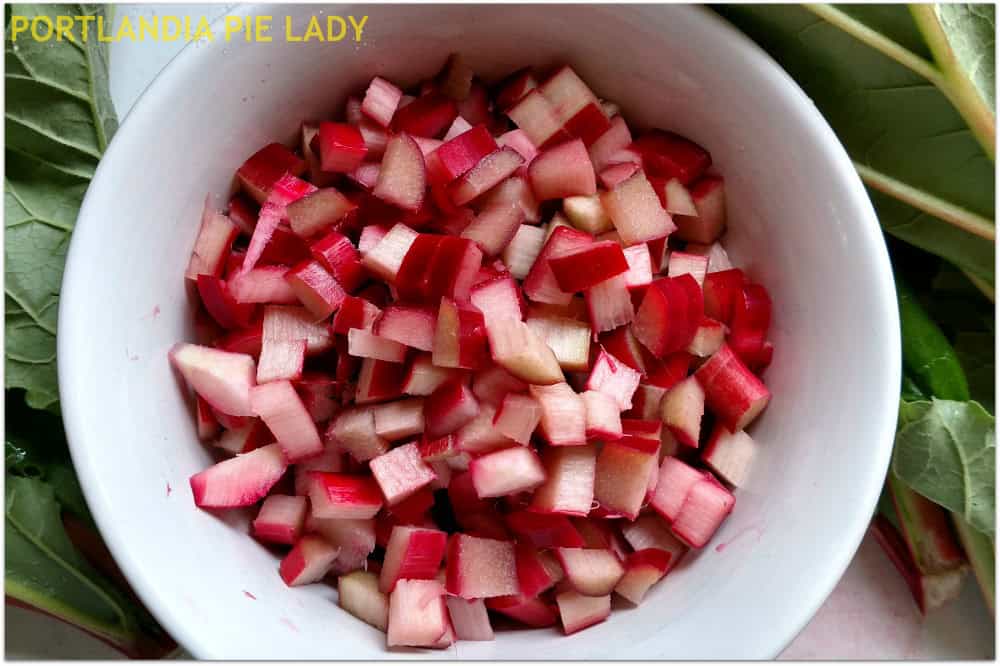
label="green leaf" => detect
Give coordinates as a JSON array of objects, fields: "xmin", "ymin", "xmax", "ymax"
[
  {"xmin": 955, "ymin": 332, "xmax": 995, "ymax": 414},
  {"xmin": 717, "ymin": 4, "xmax": 995, "ymax": 285},
  {"xmin": 4, "ymin": 3, "xmax": 117, "ymax": 410},
  {"xmin": 933, "ymin": 4, "xmax": 995, "ymax": 110},
  {"xmin": 897, "ymin": 275, "xmax": 971, "ymax": 402},
  {"xmin": 5, "ymin": 474, "xmax": 168, "ymax": 655},
  {"xmin": 893, "ymin": 398, "xmax": 995, "ymax": 536}
]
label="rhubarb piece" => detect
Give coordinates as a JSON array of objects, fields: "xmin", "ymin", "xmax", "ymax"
[
  {"xmin": 482, "ymin": 174, "xmax": 540, "ymax": 222},
  {"xmin": 702, "ymin": 269, "xmax": 745, "ymax": 325},
  {"xmin": 279, "ymin": 535, "xmax": 340, "ymax": 586},
  {"xmin": 423, "ymin": 380, "xmax": 480, "ymax": 439},
  {"xmin": 674, "ymin": 175, "xmax": 726, "ymax": 243},
  {"xmin": 215, "ymin": 418, "xmax": 270, "ymax": 456},
  {"xmin": 632, "ymin": 275, "xmax": 703, "ymax": 358},
  {"xmin": 306, "ymin": 516, "xmax": 377, "ymax": 571},
  {"xmin": 309, "ymin": 231, "xmax": 364, "ymax": 293},
  {"xmin": 362, "ymin": 76, "xmax": 403, "ymax": 127},
  {"xmin": 426, "ymin": 125, "xmax": 497, "ymax": 184},
  {"xmin": 293, "ymin": 446, "xmax": 343, "ymax": 495},
  {"xmin": 236, "ymin": 142, "xmax": 307, "ymax": 204},
  {"xmin": 348, "ymin": 328, "xmax": 408, "ymax": 363},
  {"xmin": 589, "ymin": 115, "xmax": 632, "ymax": 173},
  {"xmin": 660, "ymin": 376, "xmax": 705, "ymax": 448},
  {"xmin": 621, "ymin": 514, "xmax": 688, "ymax": 561},
  {"xmin": 525, "ymin": 313, "xmax": 591, "ymax": 372},
  {"xmin": 487, "ymin": 318, "xmax": 564, "ymax": 385},
  {"xmin": 888, "ymin": 473, "xmax": 968, "ymax": 577},
  {"xmin": 622, "ymin": 243, "xmax": 654, "ymax": 289},
  {"xmin": 339, "ymin": 571, "xmax": 389, "ymax": 631},
  {"xmin": 189, "ymin": 443, "xmax": 286, "ymax": 508},
  {"xmin": 507, "ymin": 89, "xmax": 565, "ymax": 147},
  {"xmin": 391, "ymin": 91, "xmax": 458, "ymax": 138},
  {"xmin": 630, "ymin": 130, "xmax": 711, "ymax": 185},
  {"xmin": 649, "ymin": 456, "xmax": 705, "ymax": 523},
  {"xmin": 455, "ymin": 404, "xmax": 512, "ymax": 454},
  {"xmin": 433, "ymin": 298, "xmax": 488, "ymax": 370},
  {"xmin": 702, "ymin": 425, "xmax": 756, "ymax": 487},
  {"xmin": 514, "ymin": 544, "xmax": 562, "ymax": 597},
  {"xmin": 671, "ymin": 477, "xmax": 735, "ymax": 548},
  {"xmin": 586, "ymin": 348, "xmax": 641, "ymax": 411},
  {"xmin": 287, "ymin": 188, "xmax": 356, "ymax": 238},
  {"xmin": 495, "ymin": 68, "xmax": 538, "ymax": 110},
  {"xmin": 687, "ymin": 317, "xmax": 726, "ymax": 357},
  {"xmin": 196, "ymin": 275, "xmax": 254, "ymax": 330},
  {"xmin": 328, "ymin": 407, "xmax": 389, "ymax": 462},
  {"xmin": 374, "ymin": 305, "xmax": 436, "ymax": 351},
  {"xmin": 380, "ymin": 525, "xmax": 448, "ymax": 593},
  {"xmin": 373, "ymin": 399, "xmax": 426, "ymax": 441},
  {"xmin": 470, "ymin": 276, "xmax": 524, "ymax": 325},
  {"xmin": 524, "ymin": 225, "xmax": 593, "ymax": 305},
  {"xmin": 403, "ymin": 355, "xmax": 463, "ymax": 398},
  {"xmin": 443, "ymin": 115, "xmax": 474, "ymax": 142},
  {"xmin": 446, "ymin": 533, "xmax": 518, "ymax": 599},
  {"xmin": 530, "ymin": 383, "xmax": 587, "ymax": 446},
  {"xmin": 331, "ymin": 296, "xmax": 383, "ymax": 334},
  {"xmin": 369, "ymin": 442, "xmax": 437, "ymax": 505},
  {"xmin": 563, "ymin": 194, "xmax": 613, "ymax": 234},
  {"xmin": 614, "ymin": 549, "xmax": 672, "ymax": 604},
  {"xmin": 548, "ymin": 241, "xmax": 628, "ymax": 294},
  {"xmin": 470, "ymin": 446, "xmax": 547, "ymax": 498},
  {"xmin": 599, "ymin": 162, "xmax": 640, "ymax": 189},
  {"xmin": 600, "ymin": 170, "xmax": 676, "ymax": 246},
  {"xmin": 486, "ymin": 594, "xmax": 559, "ymax": 627},
  {"xmin": 448, "ymin": 147, "xmax": 525, "ymax": 206},
  {"xmin": 387, "ymin": 579, "xmax": 450, "ymax": 648},
  {"xmin": 594, "ymin": 437, "xmax": 659, "ymax": 520},
  {"xmin": 667, "ymin": 251, "xmax": 709, "ymax": 287},
  {"xmin": 528, "ymin": 139, "xmax": 597, "ymax": 200},
  {"xmin": 556, "ymin": 589, "xmax": 610, "ymax": 635},
  {"xmin": 694, "ymin": 344, "xmax": 771, "ymax": 430},
  {"xmin": 598, "ymin": 327, "xmax": 647, "ymax": 374},
  {"xmin": 186, "ymin": 202, "xmax": 239, "ymax": 281},
  {"xmin": 256, "ymin": 338, "xmax": 306, "ymax": 384},
  {"xmin": 229, "ymin": 266, "xmax": 298, "ymax": 304},
  {"xmin": 308, "ymin": 472, "xmax": 384, "ymax": 519},
  {"xmin": 530, "ymin": 445, "xmax": 596, "ymax": 516},
  {"xmin": 472, "ymin": 366, "xmax": 528, "ymax": 406},
  {"xmin": 249, "ymin": 380, "xmax": 323, "ymax": 461},
  {"xmin": 425, "ymin": 236, "xmax": 484, "ymax": 304},
  {"xmin": 445, "ymin": 597, "xmax": 494, "ymax": 641},
  {"xmin": 314, "ymin": 122, "xmax": 367, "ymax": 173},
  {"xmin": 170, "ymin": 343, "xmax": 256, "ymax": 417},
  {"xmin": 506, "ymin": 511, "xmax": 585, "ymax": 549},
  {"xmin": 462, "ymin": 199, "xmax": 524, "ymax": 257},
  {"xmin": 493, "ymin": 393, "xmax": 541, "ymax": 445},
  {"xmin": 362, "ymin": 223, "xmax": 418, "ymax": 283},
  {"xmin": 195, "ymin": 396, "xmax": 220, "ymax": 440},
  {"xmin": 373, "ymin": 133, "xmax": 426, "ymax": 212},
  {"xmin": 582, "ymin": 390, "xmax": 623, "ymax": 441},
  {"xmin": 260, "ymin": 302, "xmax": 335, "ymax": 358},
  {"xmin": 657, "ymin": 177, "xmax": 697, "ymax": 215},
  {"xmin": 285, "ymin": 259, "xmax": 347, "ymax": 319},
  {"xmin": 556, "ymin": 548, "xmax": 625, "ymax": 596},
  {"xmin": 585, "ymin": 274, "xmax": 635, "ymax": 334}
]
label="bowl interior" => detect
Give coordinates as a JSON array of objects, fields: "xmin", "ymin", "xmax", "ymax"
[{"xmin": 60, "ymin": 4, "xmax": 899, "ymax": 659}]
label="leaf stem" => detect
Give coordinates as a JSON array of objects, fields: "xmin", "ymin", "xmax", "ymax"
[
  {"xmin": 962, "ymin": 269, "xmax": 996, "ymax": 303},
  {"xmin": 910, "ymin": 4, "xmax": 996, "ymax": 161},
  {"xmin": 804, "ymin": 5, "xmax": 947, "ymax": 87},
  {"xmin": 855, "ymin": 162, "xmax": 996, "ymax": 241}
]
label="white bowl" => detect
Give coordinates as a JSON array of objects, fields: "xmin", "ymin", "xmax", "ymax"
[{"xmin": 60, "ymin": 4, "xmax": 900, "ymax": 659}]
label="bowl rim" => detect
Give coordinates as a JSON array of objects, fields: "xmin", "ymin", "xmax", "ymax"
[{"xmin": 59, "ymin": 3, "xmax": 901, "ymax": 658}]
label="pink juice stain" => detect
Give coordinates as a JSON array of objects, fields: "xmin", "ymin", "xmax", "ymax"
[{"xmin": 244, "ymin": 590, "xmax": 257, "ymax": 600}]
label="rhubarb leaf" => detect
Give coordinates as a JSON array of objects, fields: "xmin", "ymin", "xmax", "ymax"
[
  {"xmin": 4, "ymin": 3, "xmax": 117, "ymax": 411},
  {"xmin": 893, "ymin": 398, "xmax": 995, "ymax": 536},
  {"xmin": 717, "ymin": 4, "xmax": 995, "ymax": 285}
]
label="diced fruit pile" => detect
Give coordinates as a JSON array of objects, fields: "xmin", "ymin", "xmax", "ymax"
[{"xmin": 173, "ymin": 56, "xmax": 774, "ymax": 648}]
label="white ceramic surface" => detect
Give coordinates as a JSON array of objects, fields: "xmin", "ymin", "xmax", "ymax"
[{"xmin": 59, "ymin": 4, "xmax": 901, "ymax": 659}]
